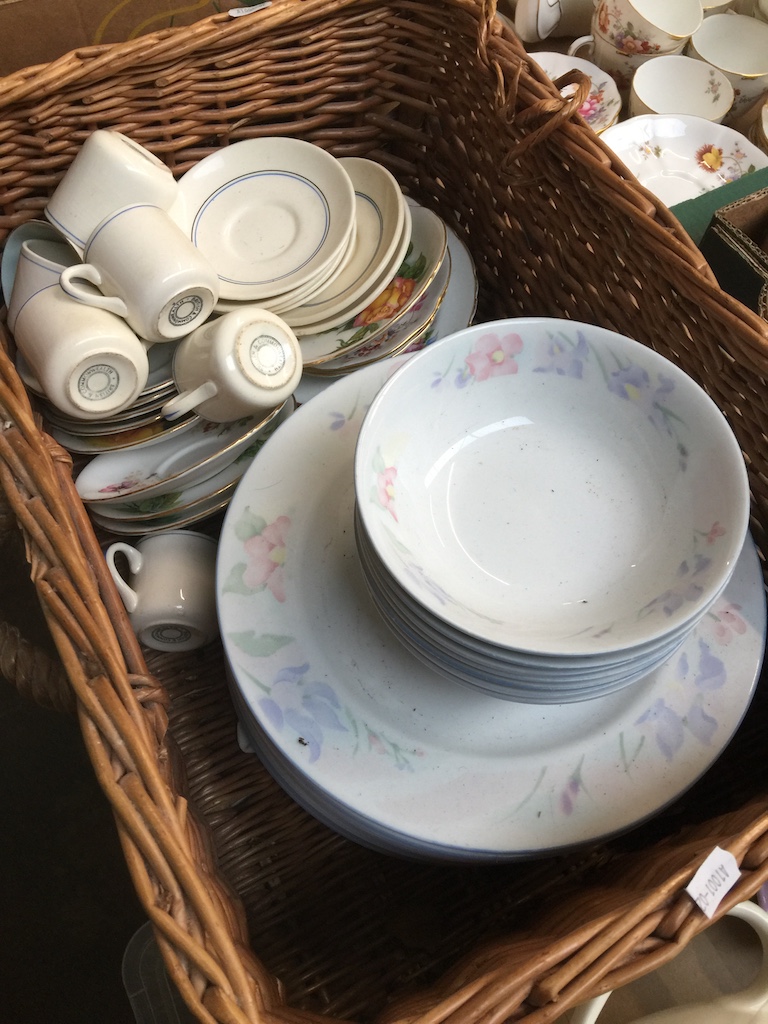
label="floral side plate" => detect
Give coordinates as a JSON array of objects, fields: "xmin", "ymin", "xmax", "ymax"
[
  {"xmin": 296, "ymin": 202, "xmax": 447, "ymax": 366},
  {"xmin": 75, "ymin": 398, "xmax": 292, "ymax": 503},
  {"xmin": 533, "ymin": 51, "xmax": 622, "ymax": 135},
  {"xmin": 305, "ymin": 247, "xmax": 450, "ymax": 375},
  {"xmin": 601, "ymin": 114, "xmax": 768, "ymax": 207},
  {"xmin": 217, "ymin": 358, "xmax": 765, "ymax": 859}
]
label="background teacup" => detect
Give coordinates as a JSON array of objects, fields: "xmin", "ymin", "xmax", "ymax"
[
  {"xmin": 593, "ymin": 0, "xmax": 702, "ymax": 55},
  {"xmin": 702, "ymin": 0, "xmax": 735, "ymax": 13},
  {"xmin": 688, "ymin": 13, "xmax": 768, "ymax": 124},
  {"xmin": 11, "ymin": 239, "xmax": 150, "ymax": 419},
  {"xmin": 161, "ymin": 307, "xmax": 303, "ymax": 423},
  {"xmin": 59, "ymin": 204, "xmax": 219, "ymax": 343},
  {"xmin": 568, "ymin": 32, "xmax": 673, "ymax": 100},
  {"xmin": 629, "ymin": 54, "xmax": 735, "ymax": 123},
  {"xmin": 45, "ymin": 129, "xmax": 179, "ymax": 254},
  {"xmin": 105, "ymin": 530, "xmax": 218, "ymax": 652}
]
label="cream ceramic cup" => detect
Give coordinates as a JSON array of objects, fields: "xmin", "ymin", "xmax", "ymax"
[
  {"xmin": 6, "ymin": 236, "xmax": 79, "ymax": 333},
  {"xmin": 59, "ymin": 204, "xmax": 219, "ymax": 343},
  {"xmin": 161, "ymin": 307, "xmax": 303, "ymax": 423},
  {"xmin": 629, "ymin": 54, "xmax": 735, "ymax": 123},
  {"xmin": 688, "ymin": 13, "xmax": 768, "ymax": 124},
  {"xmin": 45, "ymin": 129, "xmax": 178, "ymax": 254},
  {"xmin": 105, "ymin": 530, "xmax": 219, "ymax": 652},
  {"xmin": 592, "ymin": 0, "xmax": 702, "ymax": 55},
  {"xmin": 12, "ymin": 286, "xmax": 150, "ymax": 420}
]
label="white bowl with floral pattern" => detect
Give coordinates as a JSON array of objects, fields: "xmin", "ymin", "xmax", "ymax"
[
  {"xmin": 354, "ymin": 318, "xmax": 749, "ymax": 658},
  {"xmin": 600, "ymin": 113, "xmax": 768, "ymax": 206}
]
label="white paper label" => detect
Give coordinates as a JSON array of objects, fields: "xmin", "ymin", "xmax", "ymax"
[
  {"xmin": 229, "ymin": 1, "xmax": 271, "ymax": 16},
  {"xmin": 685, "ymin": 846, "xmax": 741, "ymax": 919}
]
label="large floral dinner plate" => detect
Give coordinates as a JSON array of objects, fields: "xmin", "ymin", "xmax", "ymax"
[
  {"xmin": 217, "ymin": 357, "xmax": 766, "ymax": 860},
  {"xmin": 600, "ymin": 114, "xmax": 768, "ymax": 207}
]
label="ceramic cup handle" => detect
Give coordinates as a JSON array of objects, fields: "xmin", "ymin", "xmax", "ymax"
[
  {"xmin": 105, "ymin": 542, "xmax": 143, "ymax": 613},
  {"xmin": 161, "ymin": 380, "xmax": 219, "ymax": 421},
  {"xmin": 60, "ymin": 263, "xmax": 129, "ymax": 319},
  {"xmin": 569, "ymin": 900, "xmax": 768, "ymax": 1024},
  {"xmin": 567, "ymin": 34, "xmax": 594, "ymax": 57}
]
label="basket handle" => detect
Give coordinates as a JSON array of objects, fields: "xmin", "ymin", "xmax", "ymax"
[{"xmin": 481, "ymin": 2, "xmax": 592, "ymax": 169}]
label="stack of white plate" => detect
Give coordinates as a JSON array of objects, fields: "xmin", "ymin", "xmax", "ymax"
[
  {"xmin": 74, "ymin": 396, "xmax": 294, "ymax": 535},
  {"xmin": 353, "ymin": 319, "xmax": 751, "ymax": 703},
  {"xmin": 217, "ymin": 344, "xmax": 766, "ymax": 861}
]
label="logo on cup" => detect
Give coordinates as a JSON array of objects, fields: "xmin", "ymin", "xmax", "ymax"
[
  {"xmin": 168, "ymin": 293, "xmax": 204, "ymax": 327},
  {"xmin": 77, "ymin": 363, "xmax": 120, "ymax": 401},
  {"xmin": 150, "ymin": 623, "xmax": 194, "ymax": 644},
  {"xmin": 249, "ymin": 334, "xmax": 287, "ymax": 377}
]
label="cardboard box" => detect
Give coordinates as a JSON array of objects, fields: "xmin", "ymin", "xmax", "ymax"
[
  {"xmin": 0, "ymin": 0, "xmax": 242, "ymax": 77},
  {"xmin": 699, "ymin": 185, "xmax": 768, "ymax": 320}
]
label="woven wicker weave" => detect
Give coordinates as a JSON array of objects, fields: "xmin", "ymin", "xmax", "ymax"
[{"xmin": 2, "ymin": 2, "xmax": 768, "ymax": 1022}]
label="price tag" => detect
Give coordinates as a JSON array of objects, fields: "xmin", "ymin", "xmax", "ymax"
[
  {"xmin": 229, "ymin": 1, "xmax": 271, "ymax": 16},
  {"xmin": 685, "ymin": 846, "xmax": 740, "ymax": 919}
]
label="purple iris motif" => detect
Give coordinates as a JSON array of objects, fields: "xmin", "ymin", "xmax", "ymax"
[
  {"xmin": 533, "ymin": 330, "xmax": 590, "ymax": 378},
  {"xmin": 259, "ymin": 663, "xmax": 347, "ymax": 763}
]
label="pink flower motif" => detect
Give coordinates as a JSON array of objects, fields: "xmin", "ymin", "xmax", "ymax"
[
  {"xmin": 706, "ymin": 522, "xmax": 726, "ymax": 544},
  {"xmin": 377, "ymin": 465, "xmax": 398, "ymax": 521},
  {"xmin": 242, "ymin": 515, "xmax": 290, "ymax": 602},
  {"xmin": 465, "ymin": 332, "xmax": 523, "ymax": 381},
  {"xmin": 368, "ymin": 732, "xmax": 387, "ymax": 754},
  {"xmin": 712, "ymin": 604, "xmax": 747, "ymax": 645}
]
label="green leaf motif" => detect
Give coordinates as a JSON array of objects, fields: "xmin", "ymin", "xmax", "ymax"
[
  {"xmin": 228, "ymin": 631, "xmax": 293, "ymax": 657},
  {"xmin": 222, "ymin": 562, "xmax": 252, "ymax": 595},
  {"xmin": 234, "ymin": 507, "xmax": 268, "ymax": 542},
  {"xmin": 114, "ymin": 491, "xmax": 183, "ymax": 514}
]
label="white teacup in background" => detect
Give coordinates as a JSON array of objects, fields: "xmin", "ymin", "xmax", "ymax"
[
  {"xmin": 10, "ymin": 238, "xmax": 150, "ymax": 419},
  {"xmin": 161, "ymin": 307, "xmax": 303, "ymax": 423},
  {"xmin": 568, "ymin": 32, "xmax": 673, "ymax": 99},
  {"xmin": 59, "ymin": 203, "xmax": 219, "ymax": 344},
  {"xmin": 688, "ymin": 13, "xmax": 768, "ymax": 124},
  {"xmin": 105, "ymin": 530, "xmax": 219, "ymax": 652},
  {"xmin": 593, "ymin": 0, "xmax": 702, "ymax": 56},
  {"xmin": 45, "ymin": 129, "xmax": 178, "ymax": 254},
  {"xmin": 630, "ymin": 54, "xmax": 735, "ymax": 123},
  {"xmin": 702, "ymin": 0, "xmax": 735, "ymax": 13}
]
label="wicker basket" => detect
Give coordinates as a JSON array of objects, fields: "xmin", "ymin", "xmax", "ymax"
[{"xmin": 2, "ymin": 2, "xmax": 768, "ymax": 1021}]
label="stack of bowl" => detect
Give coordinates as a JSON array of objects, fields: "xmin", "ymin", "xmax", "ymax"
[{"xmin": 353, "ymin": 319, "xmax": 750, "ymax": 703}]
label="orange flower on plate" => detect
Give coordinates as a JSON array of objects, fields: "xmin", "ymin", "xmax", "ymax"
[
  {"xmin": 354, "ymin": 276, "xmax": 416, "ymax": 327},
  {"xmin": 695, "ymin": 144, "xmax": 724, "ymax": 173}
]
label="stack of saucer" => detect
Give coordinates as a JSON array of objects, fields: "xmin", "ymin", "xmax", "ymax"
[
  {"xmin": 167, "ymin": 140, "xmax": 472, "ymax": 378},
  {"xmin": 353, "ymin": 319, "xmax": 751, "ymax": 703}
]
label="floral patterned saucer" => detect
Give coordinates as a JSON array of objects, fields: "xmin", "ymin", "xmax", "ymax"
[
  {"xmin": 600, "ymin": 114, "xmax": 768, "ymax": 207},
  {"xmin": 218, "ymin": 357, "xmax": 765, "ymax": 859},
  {"xmin": 296, "ymin": 202, "xmax": 447, "ymax": 366},
  {"xmin": 533, "ymin": 51, "xmax": 622, "ymax": 134},
  {"xmin": 75, "ymin": 398, "xmax": 292, "ymax": 504}
]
